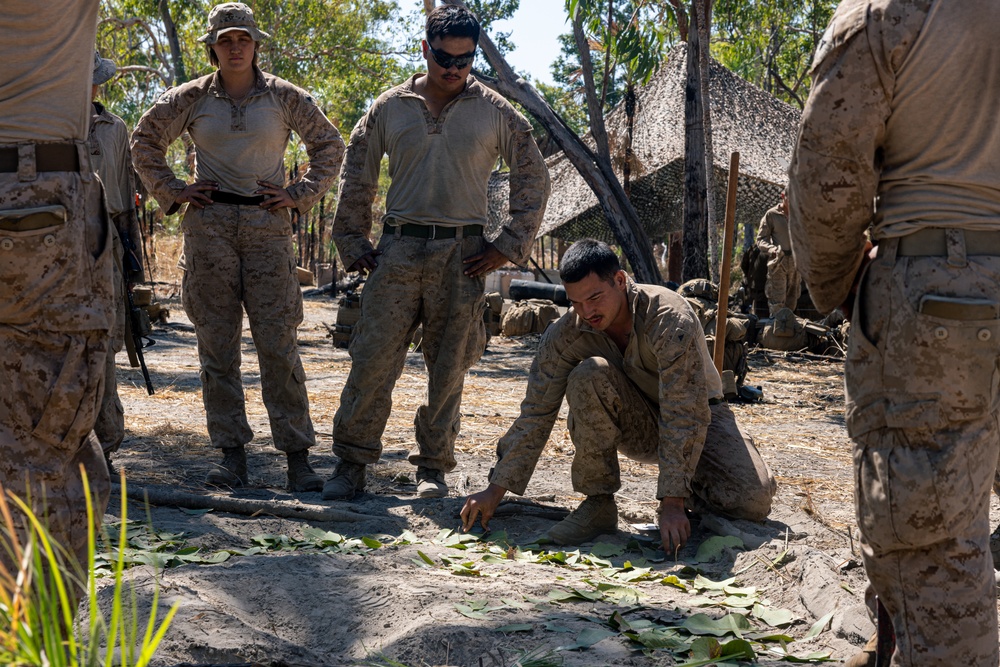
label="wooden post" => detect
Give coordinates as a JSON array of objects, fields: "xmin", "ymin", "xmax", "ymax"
[{"xmin": 713, "ymin": 152, "xmax": 739, "ymax": 376}]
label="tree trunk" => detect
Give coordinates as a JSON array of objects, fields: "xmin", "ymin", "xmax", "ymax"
[
  {"xmin": 572, "ymin": 10, "xmax": 610, "ymax": 163},
  {"xmin": 159, "ymin": 0, "xmax": 187, "ymax": 85},
  {"xmin": 699, "ymin": 0, "xmax": 718, "ymax": 283},
  {"xmin": 682, "ymin": 14, "xmax": 709, "ymax": 281},
  {"xmin": 444, "ymin": 1, "xmax": 662, "ymax": 284}
]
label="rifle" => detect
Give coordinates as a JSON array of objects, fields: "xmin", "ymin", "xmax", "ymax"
[{"xmin": 117, "ymin": 221, "xmax": 155, "ymax": 395}]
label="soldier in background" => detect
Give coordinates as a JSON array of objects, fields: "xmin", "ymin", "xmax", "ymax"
[
  {"xmin": 0, "ymin": 0, "xmax": 113, "ymax": 602},
  {"xmin": 325, "ymin": 5, "xmax": 549, "ymax": 501},
  {"xmin": 132, "ymin": 3, "xmax": 345, "ymax": 492},
  {"xmin": 789, "ymin": 1, "xmax": 1000, "ymax": 664},
  {"xmin": 89, "ymin": 51, "xmax": 142, "ymax": 474},
  {"xmin": 756, "ymin": 190, "xmax": 800, "ymax": 316}
]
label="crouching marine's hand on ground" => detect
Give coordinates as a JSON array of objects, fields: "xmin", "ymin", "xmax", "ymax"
[
  {"xmin": 460, "ymin": 483, "xmax": 506, "ymax": 533},
  {"xmin": 658, "ymin": 496, "xmax": 690, "ymax": 555}
]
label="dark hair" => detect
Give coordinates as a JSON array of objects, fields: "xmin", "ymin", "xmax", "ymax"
[
  {"xmin": 425, "ymin": 5, "xmax": 480, "ymax": 45},
  {"xmin": 207, "ymin": 41, "xmax": 259, "ymax": 68},
  {"xmin": 559, "ymin": 239, "xmax": 621, "ymax": 284}
]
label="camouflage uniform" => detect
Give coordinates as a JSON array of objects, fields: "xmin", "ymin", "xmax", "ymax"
[
  {"xmin": 89, "ymin": 99, "xmax": 140, "ymax": 458},
  {"xmin": 0, "ymin": 0, "xmax": 112, "ymax": 596},
  {"xmin": 756, "ymin": 204, "xmax": 801, "ymax": 316},
  {"xmin": 132, "ymin": 68, "xmax": 344, "ymax": 456},
  {"xmin": 332, "ymin": 74, "xmax": 549, "ymax": 474},
  {"xmin": 490, "ymin": 280, "xmax": 775, "ymax": 518},
  {"xmin": 788, "ymin": 1, "xmax": 1000, "ymax": 664}
]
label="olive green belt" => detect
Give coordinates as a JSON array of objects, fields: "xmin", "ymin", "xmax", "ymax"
[{"xmin": 897, "ymin": 228, "xmax": 1000, "ymax": 256}]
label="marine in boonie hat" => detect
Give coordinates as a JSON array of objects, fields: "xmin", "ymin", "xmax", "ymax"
[
  {"xmin": 198, "ymin": 2, "xmax": 271, "ymax": 44},
  {"xmin": 93, "ymin": 50, "xmax": 117, "ymax": 85}
]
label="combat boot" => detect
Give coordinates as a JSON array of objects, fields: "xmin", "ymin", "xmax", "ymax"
[
  {"xmin": 286, "ymin": 450, "xmax": 323, "ymax": 492},
  {"xmin": 416, "ymin": 466, "xmax": 448, "ymax": 498},
  {"xmin": 547, "ymin": 494, "xmax": 618, "ymax": 545},
  {"xmin": 843, "ymin": 632, "xmax": 877, "ymax": 667},
  {"xmin": 321, "ymin": 460, "xmax": 366, "ymax": 500},
  {"xmin": 206, "ymin": 446, "xmax": 248, "ymax": 488}
]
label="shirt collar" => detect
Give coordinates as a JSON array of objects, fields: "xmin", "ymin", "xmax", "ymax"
[{"xmin": 208, "ymin": 66, "xmax": 268, "ymax": 99}]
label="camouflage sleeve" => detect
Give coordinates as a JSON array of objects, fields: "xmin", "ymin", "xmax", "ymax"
[
  {"xmin": 787, "ymin": 0, "xmax": 889, "ymax": 314},
  {"xmin": 489, "ymin": 317, "xmax": 580, "ymax": 495},
  {"xmin": 492, "ymin": 107, "xmax": 550, "ymax": 265},
  {"xmin": 646, "ymin": 295, "xmax": 711, "ymax": 500},
  {"xmin": 131, "ymin": 86, "xmax": 200, "ymax": 216},
  {"xmin": 278, "ymin": 82, "xmax": 346, "ymax": 214},
  {"xmin": 331, "ymin": 98, "xmax": 388, "ymax": 270}
]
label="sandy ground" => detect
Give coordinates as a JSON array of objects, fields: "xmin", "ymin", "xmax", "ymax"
[{"xmin": 93, "ymin": 289, "xmax": 999, "ymax": 667}]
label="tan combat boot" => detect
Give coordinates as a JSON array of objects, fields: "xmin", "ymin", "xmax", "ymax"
[
  {"xmin": 286, "ymin": 450, "xmax": 323, "ymax": 492},
  {"xmin": 416, "ymin": 466, "xmax": 448, "ymax": 498},
  {"xmin": 206, "ymin": 446, "xmax": 248, "ymax": 488},
  {"xmin": 843, "ymin": 632, "xmax": 877, "ymax": 667},
  {"xmin": 547, "ymin": 494, "xmax": 618, "ymax": 545},
  {"xmin": 321, "ymin": 460, "xmax": 366, "ymax": 500}
]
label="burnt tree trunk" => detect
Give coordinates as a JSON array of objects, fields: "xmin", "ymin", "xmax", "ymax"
[{"xmin": 682, "ymin": 11, "xmax": 709, "ymax": 281}]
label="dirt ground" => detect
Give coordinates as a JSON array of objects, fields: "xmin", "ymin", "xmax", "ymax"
[{"xmin": 95, "ymin": 287, "xmax": 999, "ymax": 667}]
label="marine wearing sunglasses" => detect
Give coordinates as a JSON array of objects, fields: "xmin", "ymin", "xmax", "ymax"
[{"xmin": 428, "ymin": 44, "xmax": 476, "ymax": 70}]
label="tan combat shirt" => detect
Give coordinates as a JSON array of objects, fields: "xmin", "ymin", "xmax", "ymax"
[
  {"xmin": 132, "ymin": 67, "xmax": 345, "ymax": 215},
  {"xmin": 490, "ymin": 280, "xmax": 714, "ymax": 500},
  {"xmin": 756, "ymin": 205, "xmax": 792, "ymax": 255},
  {"xmin": 788, "ymin": 0, "xmax": 1000, "ymax": 313},
  {"xmin": 0, "ymin": 1, "xmax": 98, "ymax": 143},
  {"xmin": 90, "ymin": 102, "xmax": 141, "ymax": 256},
  {"xmin": 332, "ymin": 74, "xmax": 550, "ymax": 268}
]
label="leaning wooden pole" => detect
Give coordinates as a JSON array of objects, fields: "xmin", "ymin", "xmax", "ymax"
[{"xmin": 713, "ymin": 152, "xmax": 739, "ymax": 376}]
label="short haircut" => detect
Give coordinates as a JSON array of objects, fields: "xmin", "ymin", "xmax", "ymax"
[
  {"xmin": 559, "ymin": 239, "xmax": 621, "ymax": 284},
  {"xmin": 426, "ymin": 5, "xmax": 480, "ymax": 45}
]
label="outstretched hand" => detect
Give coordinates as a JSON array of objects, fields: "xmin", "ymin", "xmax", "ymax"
[{"xmin": 460, "ymin": 483, "xmax": 506, "ymax": 533}]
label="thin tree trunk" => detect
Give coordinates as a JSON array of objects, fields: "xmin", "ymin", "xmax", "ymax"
[
  {"xmin": 682, "ymin": 18, "xmax": 709, "ymax": 280},
  {"xmin": 159, "ymin": 0, "xmax": 187, "ymax": 85},
  {"xmin": 445, "ymin": 1, "xmax": 662, "ymax": 284},
  {"xmin": 572, "ymin": 11, "xmax": 610, "ymax": 163}
]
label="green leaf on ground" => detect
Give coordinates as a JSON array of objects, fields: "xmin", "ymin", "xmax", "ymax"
[
  {"xmin": 555, "ymin": 627, "xmax": 617, "ymax": 651},
  {"xmin": 682, "ymin": 613, "xmax": 752, "ymax": 638},
  {"xmin": 693, "ymin": 575, "xmax": 736, "ymax": 591},
  {"xmin": 547, "ymin": 588, "xmax": 603, "ymax": 603},
  {"xmin": 661, "ymin": 574, "xmax": 688, "ymax": 591},
  {"xmin": 361, "ymin": 536, "xmax": 383, "ymax": 549},
  {"xmin": 626, "ymin": 627, "xmax": 687, "ymax": 650},
  {"xmin": 416, "ymin": 550, "xmax": 435, "ymax": 566},
  {"xmin": 804, "ymin": 611, "xmax": 835, "ymax": 640},
  {"xmin": 752, "ymin": 604, "xmax": 797, "ymax": 628},
  {"xmin": 590, "ymin": 542, "xmax": 625, "ymax": 557},
  {"xmin": 694, "ymin": 536, "xmax": 744, "ymax": 563},
  {"xmin": 765, "ymin": 647, "xmax": 835, "ymax": 662}
]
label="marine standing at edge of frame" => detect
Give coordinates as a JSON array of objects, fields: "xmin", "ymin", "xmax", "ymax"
[
  {"xmin": 0, "ymin": 0, "xmax": 113, "ymax": 606},
  {"xmin": 788, "ymin": 1, "xmax": 1000, "ymax": 664},
  {"xmin": 324, "ymin": 4, "xmax": 550, "ymax": 501},
  {"xmin": 131, "ymin": 2, "xmax": 345, "ymax": 493}
]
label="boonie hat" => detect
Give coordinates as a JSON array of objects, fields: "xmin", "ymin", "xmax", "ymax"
[
  {"xmin": 93, "ymin": 51, "xmax": 116, "ymax": 85},
  {"xmin": 198, "ymin": 3, "xmax": 270, "ymax": 44}
]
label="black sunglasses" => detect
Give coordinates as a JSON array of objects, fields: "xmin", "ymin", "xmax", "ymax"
[{"xmin": 428, "ymin": 45, "xmax": 476, "ymax": 70}]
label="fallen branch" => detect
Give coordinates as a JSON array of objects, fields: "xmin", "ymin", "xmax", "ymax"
[
  {"xmin": 112, "ymin": 483, "xmax": 383, "ymax": 523},
  {"xmin": 494, "ymin": 497, "xmax": 570, "ymax": 521}
]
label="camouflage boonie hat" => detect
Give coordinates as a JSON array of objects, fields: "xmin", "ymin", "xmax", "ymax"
[
  {"xmin": 198, "ymin": 3, "xmax": 271, "ymax": 44},
  {"xmin": 93, "ymin": 51, "xmax": 116, "ymax": 85},
  {"xmin": 679, "ymin": 278, "xmax": 718, "ymax": 302}
]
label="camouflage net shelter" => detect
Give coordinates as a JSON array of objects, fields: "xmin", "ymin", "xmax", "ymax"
[{"xmin": 487, "ymin": 44, "xmax": 801, "ymax": 246}]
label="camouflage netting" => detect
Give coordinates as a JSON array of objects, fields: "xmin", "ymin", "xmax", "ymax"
[{"xmin": 487, "ymin": 43, "xmax": 801, "ymax": 246}]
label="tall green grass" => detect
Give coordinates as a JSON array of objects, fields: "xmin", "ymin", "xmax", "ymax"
[{"xmin": 0, "ymin": 468, "xmax": 178, "ymax": 667}]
